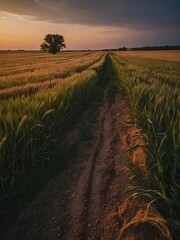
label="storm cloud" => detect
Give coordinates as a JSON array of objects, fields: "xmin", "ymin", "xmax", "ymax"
[{"xmin": 0, "ymin": 0, "xmax": 180, "ymax": 29}]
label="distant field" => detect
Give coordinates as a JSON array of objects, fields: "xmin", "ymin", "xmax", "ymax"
[
  {"xmin": 116, "ymin": 50, "xmax": 180, "ymax": 61},
  {"xmin": 0, "ymin": 51, "xmax": 105, "ymax": 99},
  {"xmin": 0, "ymin": 51, "xmax": 104, "ymax": 90}
]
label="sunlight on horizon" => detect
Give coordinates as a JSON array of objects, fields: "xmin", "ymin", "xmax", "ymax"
[
  {"xmin": 0, "ymin": 12, "xmax": 133, "ymax": 50},
  {"xmin": 0, "ymin": 9, "xmax": 179, "ymax": 50}
]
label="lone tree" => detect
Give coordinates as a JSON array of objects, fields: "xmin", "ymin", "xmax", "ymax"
[{"xmin": 40, "ymin": 34, "xmax": 66, "ymax": 54}]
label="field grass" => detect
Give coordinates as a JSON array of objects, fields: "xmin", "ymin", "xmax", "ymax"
[
  {"xmin": 0, "ymin": 51, "xmax": 104, "ymax": 90},
  {"xmin": 0, "ymin": 52, "xmax": 105, "ymax": 100},
  {"xmin": 111, "ymin": 52, "xmax": 180, "ymax": 238},
  {"xmin": 116, "ymin": 50, "xmax": 180, "ymax": 61},
  {"xmin": 0, "ymin": 51, "xmax": 107, "ymax": 225}
]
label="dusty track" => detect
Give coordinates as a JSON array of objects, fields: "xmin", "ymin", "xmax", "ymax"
[
  {"xmin": 67, "ymin": 89, "xmax": 118, "ymax": 239},
  {"xmin": 66, "ymin": 88, "xmax": 159, "ymax": 240},
  {"xmin": 3, "ymin": 84, "xmax": 160, "ymax": 240}
]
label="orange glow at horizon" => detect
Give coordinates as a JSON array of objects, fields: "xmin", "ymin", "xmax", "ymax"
[{"xmin": 0, "ymin": 11, "xmax": 145, "ymax": 50}]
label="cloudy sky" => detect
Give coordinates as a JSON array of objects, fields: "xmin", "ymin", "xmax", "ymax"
[{"xmin": 0, "ymin": 0, "xmax": 180, "ymax": 50}]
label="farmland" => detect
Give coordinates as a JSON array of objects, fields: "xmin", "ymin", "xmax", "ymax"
[
  {"xmin": 0, "ymin": 51, "xmax": 104, "ymax": 99},
  {"xmin": 111, "ymin": 52, "xmax": 180, "ymax": 239},
  {"xmin": 116, "ymin": 50, "xmax": 180, "ymax": 61},
  {"xmin": 0, "ymin": 51, "xmax": 179, "ymax": 240}
]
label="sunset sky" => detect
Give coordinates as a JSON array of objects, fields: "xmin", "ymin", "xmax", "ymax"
[{"xmin": 0, "ymin": 0, "xmax": 180, "ymax": 50}]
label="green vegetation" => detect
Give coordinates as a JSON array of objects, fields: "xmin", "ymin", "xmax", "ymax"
[
  {"xmin": 111, "ymin": 53, "xmax": 180, "ymax": 239},
  {"xmin": 0, "ymin": 51, "xmax": 179, "ymax": 239},
  {"xmin": 0, "ymin": 52, "xmax": 106, "ymax": 226}
]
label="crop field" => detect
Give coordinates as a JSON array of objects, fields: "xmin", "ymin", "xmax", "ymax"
[
  {"xmin": 0, "ymin": 50, "xmax": 179, "ymax": 239},
  {"xmin": 116, "ymin": 50, "xmax": 180, "ymax": 61},
  {"xmin": 111, "ymin": 52, "xmax": 180, "ymax": 238},
  {"xmin": 0, "ymin": 53, "xmax": 105, "ymax": 183},
  {"xmin": 0, "ymin": 51, "xmax": 105, "ymax": 99}
]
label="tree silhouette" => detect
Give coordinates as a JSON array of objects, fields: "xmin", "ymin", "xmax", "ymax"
[{"xmin": 40, "ymin": 34, "xmax": 66, "ymax": 54}]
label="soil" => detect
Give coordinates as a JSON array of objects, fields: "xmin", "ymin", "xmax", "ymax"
[{"xmin": 2, "ymin": 87, "xmax": 161, "ymax": 240}]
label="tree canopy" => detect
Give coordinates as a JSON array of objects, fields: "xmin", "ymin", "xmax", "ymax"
[{"xmin": 40, "ymin": 34, "xmax": 66, "ymax": 54}]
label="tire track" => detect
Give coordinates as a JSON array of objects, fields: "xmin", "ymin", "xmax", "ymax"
[{"xmin": 66, "ymin": 88, "xmax": 120, "ymax": 240}]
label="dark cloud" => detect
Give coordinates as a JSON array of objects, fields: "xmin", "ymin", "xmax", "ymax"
[{"xmin": 0, "ymin": 0, "xmax": 179, "ymax": 29}]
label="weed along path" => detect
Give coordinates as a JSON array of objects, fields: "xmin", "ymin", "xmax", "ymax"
[{"xmin": 3, "ymin": 56, "xmax": 161, "ymax": 240}]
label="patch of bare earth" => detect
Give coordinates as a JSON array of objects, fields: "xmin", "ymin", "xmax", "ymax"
[{"xmin": 3, "ymin": 88, "xmax": 165, "ymax": 240}]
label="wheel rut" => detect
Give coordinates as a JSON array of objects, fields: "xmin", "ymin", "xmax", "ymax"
[
  {"xmin": 66, "ymin": 89, "xmax": 118, "ymax": 240},
  {"xmin": 83, "ymin": 92, "xmax": 117, "ymax": 240}
]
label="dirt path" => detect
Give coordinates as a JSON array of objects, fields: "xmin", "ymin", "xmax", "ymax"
[
  {"xmin": 2, "ymin": 84, "xmax": 161, "ymax": 239},
  {"xmin": 65, "ymin": 88, "xmax": 159, "ymax": 240},
  {"xmin": 66, "ymin": 90, "xmax": 117, "ymax": 239}
]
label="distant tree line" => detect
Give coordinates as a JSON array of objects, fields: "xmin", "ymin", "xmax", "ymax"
[
  {"xmin": 130, "ymin": 45, "xmax": 180, "ymax": 51},
  {"xmin": 101, "ymin": 45, "xmax": 180, "ymax": 51},
  {"xmin": 1, "ymin": 44, "xmax": 180, "ymax": 53}
]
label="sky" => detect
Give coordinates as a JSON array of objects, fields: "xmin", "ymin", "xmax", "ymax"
[{"xmin": 0, "ymin": 0, "xmax": 180, "ymax": 50}]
